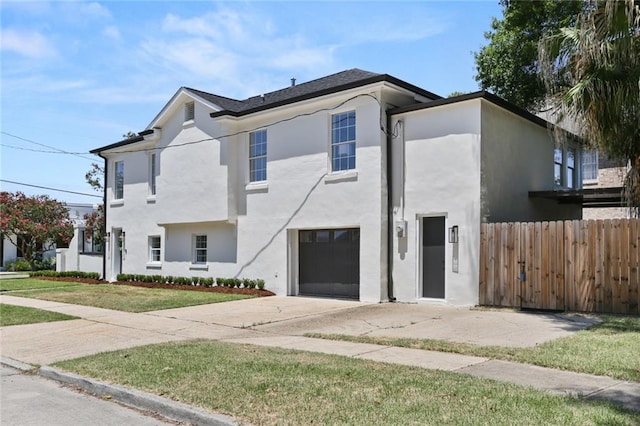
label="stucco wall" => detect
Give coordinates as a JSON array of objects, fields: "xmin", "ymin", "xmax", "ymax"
[
  {"xmin": 102, "ymin": 88, "xmax": 390, "ymax": 301},
  {"xmin": 480, "ymin": 101, "xmax": 582, "ymax": 222},
  {"xmin": 390, "ymin": 100, "xmax": 482, "ymax": 305}
]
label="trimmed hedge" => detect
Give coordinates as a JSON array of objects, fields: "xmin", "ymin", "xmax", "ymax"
[
  {"xmin": 115, "ymin": 273, "xmax": 267, "ymax": 290},
  {"xmin": 29, "ymin": 270, "xmax": 101, "ymax": 280}
]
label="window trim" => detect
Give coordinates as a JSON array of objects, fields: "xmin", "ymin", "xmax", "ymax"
[
  {"xmin": 582, "ymin": 149, "xmax": 599, "ymax": 183},
  {"xmin": 330, "ymin": 110, "xmax": 356, "ymax": 172},
  {"xmin": 249, "ymin": 129, "xmax": 267, "ymax": 183},
  {"xmin": 554, "ymin": 147, "xmax": 563, "ymax": 187},
  {"xmin": 148, "ymin": 235, "xmax": 161, "ymax": 263},
  {"xmin": 566, "ymin": 148, "xmax": 576, "ymax": 189},
  {"xmin": 114, "ymin": 160, "xmax": 124, "ymax": 200},
  {"xmin": 193, "ymin": 235, "xmax": 207, "ymax": 264}
]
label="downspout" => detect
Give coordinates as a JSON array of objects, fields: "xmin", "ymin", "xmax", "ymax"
[
  {"xmin": 98, "ymin": 153, "xmax": 107, "ymax": 281},
  {"xmin": 386, "ymin": 111, "xmax": 396, "ymax": 301}
]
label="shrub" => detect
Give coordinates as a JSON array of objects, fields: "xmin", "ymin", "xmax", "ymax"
[
  {"xmin": 165, "ymin": 276, "xmax": 174, "ymax": 284},
  {"xmin": 191, "ymin": 276, "xmax": 200, "ymax": 286},
  {"xmin": 256, "ymin": 279, "xmax": 265, "ymax": 290},
  {"xmin": 29, "ymin": 271, "xmax": 101, "ymax": 280},
  {"xmin": 231, "ymin": 278, "xmax": 241, "ymax": 288},
  {"xmin": 216, "ymin": 277, "xmax": 225, "ymax": 287},
  {"xmin": 34, "ymin": 257, "xmax": 56, "ymax": 271},
  {"xmin": 5, "ymin": 259, "xmax": 31, "ymax": 272},
  {"xmin": 203, "ymin": 277, "xmax": 215, "ymax": 287}
]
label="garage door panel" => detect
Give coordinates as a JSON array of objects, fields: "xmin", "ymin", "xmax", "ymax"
[{"xmin": 299, "ymin": 228, "xmax": 359, "ymax": 299}]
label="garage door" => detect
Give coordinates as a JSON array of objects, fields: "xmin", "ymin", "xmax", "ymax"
[{"xmin": 299, "ymin": 228, "xmax": 359, "ymax": 299}]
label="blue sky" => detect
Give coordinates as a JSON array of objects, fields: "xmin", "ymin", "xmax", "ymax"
[{"xmin": 1, "ymin": 0, "xmax": 502, "ymax": 204}]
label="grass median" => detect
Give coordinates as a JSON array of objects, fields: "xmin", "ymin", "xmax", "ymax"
[
  {"xmin": 0, "ymin": 303, "xmax": 78, "ymax": 326},
  {"xmin": 3, "ymin": 279, "xmax": 254, "ymax": 312},
  {"xmin": 306, "ymin": 315, "xmax": 640, "ymax": 382},
  {"xmin": 54, "ymin": 340, "xmax": 639, "ymax": 425}
]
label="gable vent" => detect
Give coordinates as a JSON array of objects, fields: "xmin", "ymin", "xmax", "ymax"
[{"xmin": 185, "ymin": 101, "xmax": 195, "ymax": 121}]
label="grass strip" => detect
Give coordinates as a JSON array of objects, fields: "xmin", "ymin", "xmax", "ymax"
[
  {"xmin": 54, "ymin": 340, "xmax": 639, "ymax": 426},
  {"xmin": 9, "ymin": 284, "xmax": 254, "ymax": 312},
  {"xmin": 0, "ymin": 278, "xmax": 80, "ymax": 292},
  {"xmin": 306, "ymin": 315, "xmax": 640, "ymax": 382},
  {"xmin": 0, "ymin": 303, "xmax": 78, "ymax": 326}
]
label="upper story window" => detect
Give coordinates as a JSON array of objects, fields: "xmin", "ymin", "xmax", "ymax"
[
  {"xmin": 149, "ymin": 153, "xmax": 158, "ymax": 196},
  {"xmin": 249, "ymin": 130, "xmax": 267, "ymax": 182},
  {"xmin": 194, "ymin": 235, "xmax": 207, "ymax": 264},
  {"xmin": 582, "ymin": 149, "xmax": 598, "ymax": 182},
  {"xmin": 114, "ymin": 160, "xmax": 124, "ymax": 200},
  {"xmin": 185, "ymin": 101, "xmax": 195, "ymax": 121},
  {"xmin": 331, "ymin": 110, "xmax": 356, "ymax": 172},
  {"xmin": 148, "ymin": 236, "xmax": 161, "ymax": 262},
  {"xmin": 554, "ymin": 148, "xmax": 563, "ymax": 186}
]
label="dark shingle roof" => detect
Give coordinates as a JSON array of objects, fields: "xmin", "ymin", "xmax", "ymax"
[{"xmin": 188, "ymin": 68, "xmax": 441, "ymax": 117}]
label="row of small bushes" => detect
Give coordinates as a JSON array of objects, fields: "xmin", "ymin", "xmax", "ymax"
[
  {"xmin": 29, "ymin": 270, "xmax": 101, "ymax": 280},
  {"xmin": 5, "ymin": 258, "xmax": 55, "ymax": 272},
  {"xmin": 116, "ymin": 273, "xmax": 266, "ymax": 290}
]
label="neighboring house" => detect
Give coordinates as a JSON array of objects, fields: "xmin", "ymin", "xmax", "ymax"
[
  {"xmin": 91, "ymin": 69, "xmax": 581, "ymax": 305},
  {"xmin": 582, "ymin": 150, "xmax": 628, "ymax": 219},
  {"xmin": 55, "ymin": 203, "xmax": 104, "ymax": 277}
]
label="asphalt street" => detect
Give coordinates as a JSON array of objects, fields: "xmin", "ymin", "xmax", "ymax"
[{"xmin": 1, "ymin": 365, "xmax": 175, "ymax": 426}]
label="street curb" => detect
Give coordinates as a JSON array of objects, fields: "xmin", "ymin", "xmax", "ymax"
[
  {"xmin": 39, "ymin": 366, "xmax": 239, "ymax": 426},
  {"xmin": 1, "ymin": 357, "xmax": 35, "ymax": 372}
]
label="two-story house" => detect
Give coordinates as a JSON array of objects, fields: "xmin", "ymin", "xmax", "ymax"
[{"xmin": 91, "ymin": 69, "xmax": 581, "ymax": 304}]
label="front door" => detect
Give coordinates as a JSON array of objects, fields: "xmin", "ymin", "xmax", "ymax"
[{"xmin": 422, "ymin": 217, "xmax": 445, "ymax": 298}]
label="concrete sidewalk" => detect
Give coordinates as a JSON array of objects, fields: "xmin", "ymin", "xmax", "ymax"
[{"xmin": 1, "ymin": 294, "xmax": 638, "ymax": 419}]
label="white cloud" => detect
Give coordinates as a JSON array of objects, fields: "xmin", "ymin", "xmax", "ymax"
[
  {"xmin": 61, "ymin": 1, "xmax": 112, "ymax": 20},
  {"xmin": 0, "ymin": 29, "xmax": 57, "ymax": 58},
  {"xmin": 103, "ymin": 25, "xmax": 121, "ymax": 40}
]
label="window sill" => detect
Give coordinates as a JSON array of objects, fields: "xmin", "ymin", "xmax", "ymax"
[
  {"xmin": 110, "ymin": 199, "xmax": 124, "ymax": 207},
  {"xmin": 189, "ymin": 263, "xmax": 208, "ymax": 271},
  {"xmin": 183, "ymin": 119, "xmax": 195, "ymax": 128},
  {"xmin": 146, "ymin": 262, "xmax": 162, "ymax": 269},
  {"xmin": 324, "ymin": 170, "xmax": 358, "ymax": 184},
  {"xmin": 146, "ymin": 195, "xmax": 157, "ymax": 204},
  {"xmin": 245, "ymin": 181, "xmax": 268, "ymax": 192}
]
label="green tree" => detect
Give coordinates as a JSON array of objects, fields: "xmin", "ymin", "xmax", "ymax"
[
  {"xmin": 474, "ymin": 0, "xmax": 582, "ymax": 111},
  {"xmin": 539, "ymin": 0, "xmax": 640, "ymax": 214},
  {"xmin": 0, "ymin": 191, "xmax": 74, "ymax": 270}
]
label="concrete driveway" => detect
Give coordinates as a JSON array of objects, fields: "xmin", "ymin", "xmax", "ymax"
[{"xmin": 1, "ymin": 294, "xmax": 599, "ymax": 366}]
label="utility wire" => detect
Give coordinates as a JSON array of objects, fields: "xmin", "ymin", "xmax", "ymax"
[
  {"xmin": 1, "ymin": 131, "xmax": 97, "ymax": 161},
  {"xmin": 0, "ymin": 179, "xmax": 102, "ymax": 198}
]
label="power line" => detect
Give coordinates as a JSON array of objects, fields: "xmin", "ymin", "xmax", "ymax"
[
  {"xmin": 0, "ymin": 131, "xmax": 97, "ymax": 161},
  {"xmin": 0, "ymin": 179, "xmax": 102, "ymax": 198}
]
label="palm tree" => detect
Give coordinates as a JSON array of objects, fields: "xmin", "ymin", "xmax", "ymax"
[{"xmin": 539, "ymin": 0, "xmax": 640, "ymax": 216}]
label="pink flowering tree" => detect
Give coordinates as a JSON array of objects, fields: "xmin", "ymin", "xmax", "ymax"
[{"xmin": 0, "ymin": 191, "xmax": 74, "ymax": 270}]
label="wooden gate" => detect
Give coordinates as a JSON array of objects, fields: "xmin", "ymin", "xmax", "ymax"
[{"xmin": 479, "ymin": 219, "xmax": 640, "ymax": 314}]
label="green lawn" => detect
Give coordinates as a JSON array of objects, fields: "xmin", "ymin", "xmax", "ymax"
[
  {"xmin": 0, "ymin": 303, "xmax": 78, "ymax": 326},
  {"xmin": 0, "ymin": 278, "xmax": 80, "ymax": 292},
  {"xmin": 55, "ymin": 340, "xmax": 639, "ymax": 426},
  {"xmin": 307, "ymin": 315, "xmax": 640, "ymax": 382},
  {"xmin": 6, "ymin": 280, "xmax": 254, "ymax": 312}
]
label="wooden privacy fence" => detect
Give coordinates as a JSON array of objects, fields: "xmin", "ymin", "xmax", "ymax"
[{"xmin": 479, "ymin": 219, "xmax": 640, "ymax": 314}]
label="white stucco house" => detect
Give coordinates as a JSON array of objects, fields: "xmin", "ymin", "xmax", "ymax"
[
  {"xmin": 55, "ymin": 203, "xmax": 104, "ymax": 276},
  {"xmin": 91, "ymin": 69, "xmax": 581, "ymax": 304}
]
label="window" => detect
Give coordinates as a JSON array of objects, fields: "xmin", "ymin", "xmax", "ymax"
[
  {"xmin": 80, "ymin": 230, "xmax": 103, "ymax": 254},
  {"xmin": 582, "ymin": 149, "xmax": 598, "ymax": 182},
  {"xmin": 566, "ymin": 148, "xmax": 576, "ymax": 188},
  {"xmin": 249, "ymin": 130, "xmax": 267, "ymax": 182},
  {"xmin": 331, "ymin": 110, "xmax": 356, "ymax": 171},
  {"xmin": 149, "ymin": 153, "xmax": 157, "ymax": 196},
  {"xmin": 148, "ymin": 236, "xmax": 161, "ymax": 262},
  {"xmin": 554, "ymin": 148, "xmax": 563, "ymax": 186},
  {"xmin": 114, "ymin": 160, "xmax": 124, "ymax": 200},
  {"xmin": 194, "ymin": 235, "xmax": 207, "ymax": 264},
  {"xmin": 185, "ymin": 101, "xmax": 195, "ymax": 121}
]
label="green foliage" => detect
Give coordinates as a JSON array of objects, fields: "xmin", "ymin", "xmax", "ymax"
[
  {"xmin": 1, "ymin": 303, "xmax": 78, "ymax": 326},
  {"xmin": 109, "ymin": 274, "xmax": 267, "ymax": 290},
  {"xmin": 4, "ymin": 259, "xmax": 32, "ymax": 271},
  {"xmin": 29, "ymin": 270, "xmax": 101, "ymax": 280},
  {"xmin": 256, "ymin": 279, "xmax": 265, "ymax": 290},
  {"xmin": 0, "ymin": 191, "xmax": 74, "ymax": 270},
  {"xmin": 474, "ymin": 0, "xmax": 582, "ymax": 111}
]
